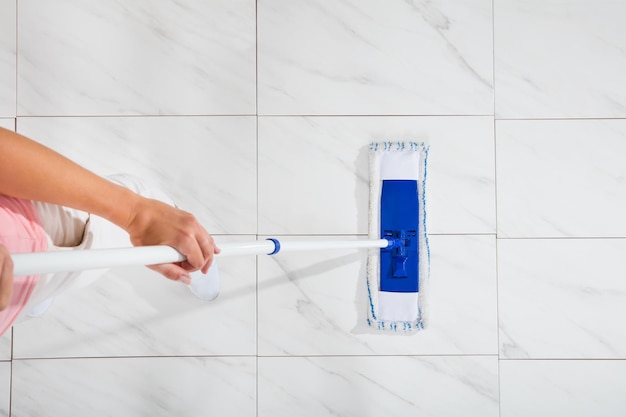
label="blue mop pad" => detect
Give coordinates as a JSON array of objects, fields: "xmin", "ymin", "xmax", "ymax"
[{"xmin": 367, "ymin": 142, "xmax": 430, "ymax": 332}]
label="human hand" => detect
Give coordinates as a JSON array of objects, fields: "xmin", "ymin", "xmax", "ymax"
[
  {"xmin": 0, "ymin": 245, "xmax": 13, "ymax": 311},
  {"xmin": 123, "ymin": 196, "xmax": 220, "ymax": 282}
]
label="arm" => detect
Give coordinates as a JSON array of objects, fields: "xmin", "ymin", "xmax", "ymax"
[
  {"xmin": 0, "ymin": 245, "xmax": 13, "ymax": 310},
  {"xmin": 0, "ymin": 127, "xmax": 142, "ymax": 228},
  {"xmin": 0, "ymin": 127, "xmax": 219, "ymax": 281}
]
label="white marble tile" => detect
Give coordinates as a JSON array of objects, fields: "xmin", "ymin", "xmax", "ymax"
[
  {"xmin": 500, "ymin": 360, "xmax": 626, "ymax": 417},
  {"xmin": 499, "ymin": 239, "xmax": 626, "ymax": 359},
  {"xmin": 0, "ymin": 118, "xmax": 14, "ymax": 131},
  {"xmin": 258, "ymin": 235, "xmax": 497, "ymax": 356},
  {"xmin": 497, "ymin": 120, "xmax": 626, "ymax": 237},
  {"xmin": 0, "ymin": 332, "xmax": 10, "ymax": 362},
  {"xmin": 13, "ymin": 235, "xmax": 256, "ymax": 358},
  {"xmin": 17, "ymin": 0, "xmax": 255, "ymax": 116},
  {"xmin": 258, "ymin": 0, "xmax": 493, "ymax": 115},
  {"xmin": 12, "ymin": 356, "xmax": 256, "ymax": 416},
  {"xmin": 17, "ymin": 116, "xmax": 257, "ymax": 234},
  {"xmin": 0, "ymin": 362, "xmax": 9, "ymax": 417},
  {"xmin": 259, "ymin": 116, "xmax": 495, "ymax": 235},
  {"xmin": 495, "ymin": 0, "xmax": 626, "ymax": 118},
  {"xmin": 0, "ymin": 0, "xmax": 15, "ymax": 117},
  {"xmin": 259, "ymin": 356, "xmax": 499, "ymax": 417}
]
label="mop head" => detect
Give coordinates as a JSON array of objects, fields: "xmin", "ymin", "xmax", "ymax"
[{"xmin": 367, "ymin": 141, "xmax": 430, "ymax": 332}]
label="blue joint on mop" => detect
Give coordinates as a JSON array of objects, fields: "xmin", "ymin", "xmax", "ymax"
[
  {"xmin": 380, "ymin": 180, "xmax": 419, "ymax": 292},
  {"xmin": 266, "ymin": 238, "xmax": 281, "ymax": 255}
]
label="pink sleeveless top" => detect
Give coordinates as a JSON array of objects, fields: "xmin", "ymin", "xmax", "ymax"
[{"xmin": 0, "ymin": 195, "xmax": 48, "ymax": 335}]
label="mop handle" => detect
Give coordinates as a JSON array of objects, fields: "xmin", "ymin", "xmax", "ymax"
[{"xmin": 11, "ymin": 238, "xmax": 390, "ymax": 277}]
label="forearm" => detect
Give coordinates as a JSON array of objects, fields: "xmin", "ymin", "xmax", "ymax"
[{"xmin": 0, "ymin": 127, "xmax": 140, "ymax": 229}]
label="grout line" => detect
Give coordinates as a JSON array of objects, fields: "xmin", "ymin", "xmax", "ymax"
[
  {"xmin": 8, "ymin": 328, "xmax": 13, "ymax": 417},
  {"xmin": 495, "ymin": 117, "xmax": 626, "ymax": 121},
  {"xmin": 498, "ymin": 358, "xmax": 626, "ymax": 361},
  {"xmin": 211, "ymin": 233, "xmax": 549, "ymax": 238},
  {"xmin": 14, "ymin": 114, "xmax": 258, "ymax": 118},
  {"xmin": 11, "ymin": 353, "xmax": 502, "ymax": 361},
  {"xmin": 10, "ymin": 8, "xmax": 16, "ymax": 416},
  {"xmin": 255, "ymin": 0, "xmax": 260, "ymax": 240},
  {"xmin": 10, "ymin": 355, "xmax": 624, "ymax": 361},
  {"xmin": 14, "ymin": 113, "xmax": 626, "ymax": 120},
  {"xmin": 491, "ymin": 6, "xmax": 496, "ymax": 118},
  {"xmin": 492, "ymin": 0, "xmax": 499, "ymax": 239},
  {"xmin": 9, "ymin": 354, "xmax": 626, "ymax": 361},
  {"xmin": 494, "ymin": 119, "xmax": 499, "ymax": 243},
  {"xmin": 495, "ymin": 236, "xmax": 626, "ymax": 240},
  {"xmin": 255, "ymin": 256, "xmax": 259, "ymax": 415},
  {"xmin": 11, "ymin": 354, "xmax": 259, "ymax": 361},
  {"xmin": 252, "ymin": 354, "xmax": 502, "ymax": 358},
  {"xmin": 494, "ymin": 199, "xmax": 503, "ymax": 417},
  {"xmin": 256, "ymin": 114, "xmax": 496, "ymax": 118},
  {"xmin": 428, "ymin": 232, "xmax": 496, "ymax": 236},
  {"xmin": 13, "ymin": 113, "xmax": 508, "ymax": 118},
  {"xmin": 255, "ymin": 254, "xmax": 260, "ymax": 416},
  {"xmin": 249, "ymin": 232, "xmax": 499, "ymax": 236},
  {"xmin": 14, "ymin": 0, "xmax": 18, "ymax": 120},
  {"xmin": 255, "ymin": 1, "xmax": 260, "ymax": 416},
  {"xmin": 492, "ymin": 0, "xmax": 503, "ymax": 411}
]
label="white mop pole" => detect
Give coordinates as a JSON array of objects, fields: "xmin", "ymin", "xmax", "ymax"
[{"xmin": 11, "ymin": 238, "xmax": 390, "ymax": 277}]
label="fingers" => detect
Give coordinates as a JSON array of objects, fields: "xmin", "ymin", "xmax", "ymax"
[
  {"xmin": 175, "ymin": 216, "xmax": 219, "ymax": 274},
  {"xmin": 180, "ymin": 239, "xmax": 219, "ymax": 275},
  {"xmin": 125, "ymin": 196, "xmax": 219, "ymax": 281},
  {"xmin": 148, "ymin": 264, "xmax": 191, "ymax": 285},
  {"xmin": 0, "ymin": 247, "xmax": 14, "ymax": 311},
  {"xmin": 199, "ymin": 235, "xmax": 220, "ymax": 274}
]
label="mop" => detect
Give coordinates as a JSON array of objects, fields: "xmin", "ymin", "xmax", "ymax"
[
  {"xmin": 367, "ymin": 141, "xmax": 429, "ymax": 331},
  {"xmin": 11, "ymin": 141, "xmax": 429, "ymax": 332}
]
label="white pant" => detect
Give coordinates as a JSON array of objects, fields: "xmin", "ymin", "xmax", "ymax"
[{"xmin": 17, "ymin": 174, "xmax": 175, "ymax": 322}]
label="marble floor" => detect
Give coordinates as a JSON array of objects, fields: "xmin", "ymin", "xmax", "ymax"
[{"xmin": 1, "ymin": 0, "xmax": 626, "ymax": 416}]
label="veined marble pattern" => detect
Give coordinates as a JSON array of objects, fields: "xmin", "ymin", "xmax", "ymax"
[
  {"xmin": 11, "ymin": 357, "xmax": 256, "ymax": 417},
  {"xmin": 500, "ymin": 360, "xmax": 626, "ymax": 417},
  {"xmin": 497, "ymin": 120, "xmax": 626, "ymax": 238},
  {"xmin": 259, "ymin": 116, "xmax": 495, "ymax": 235},
  {"xmin": 17, "ymin": 116, "xmax": 257, "ymax": 234},
  {"xmin": 499, "ymin": 239, "xmax": 626, "ymax": 359},
  {"xmin": 258, "ymin": 235, "xmax": 497, "ymax": 356},
  {"xmin": 2, "ymin": 0, "xmax": 626, "ymax": 415},
  {"xmin": 13, "ymin": 236, "xmax": 256, "ymax": 358},
  {"xmin": 495, "ymin": 0, "xmax": 626, "ymax": 118},
  {"xmin": 258, "ymin": 0, "xmax": 493, "ymax": 115},
  {"xmin": 17, "ymin": 0, "xmax": 256, "ymax": 116},
  {"xmin": 0, "ymin": 0, "xmax": 15, "ymax": 117},
  {"xmin": 259, "ymin": 356, "xmax": 499, "ymax": 417}
]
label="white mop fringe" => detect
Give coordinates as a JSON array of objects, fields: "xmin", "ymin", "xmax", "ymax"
[{"xmin": 367, "ymin": 141, "xmax": 430, "ymax": 332}]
